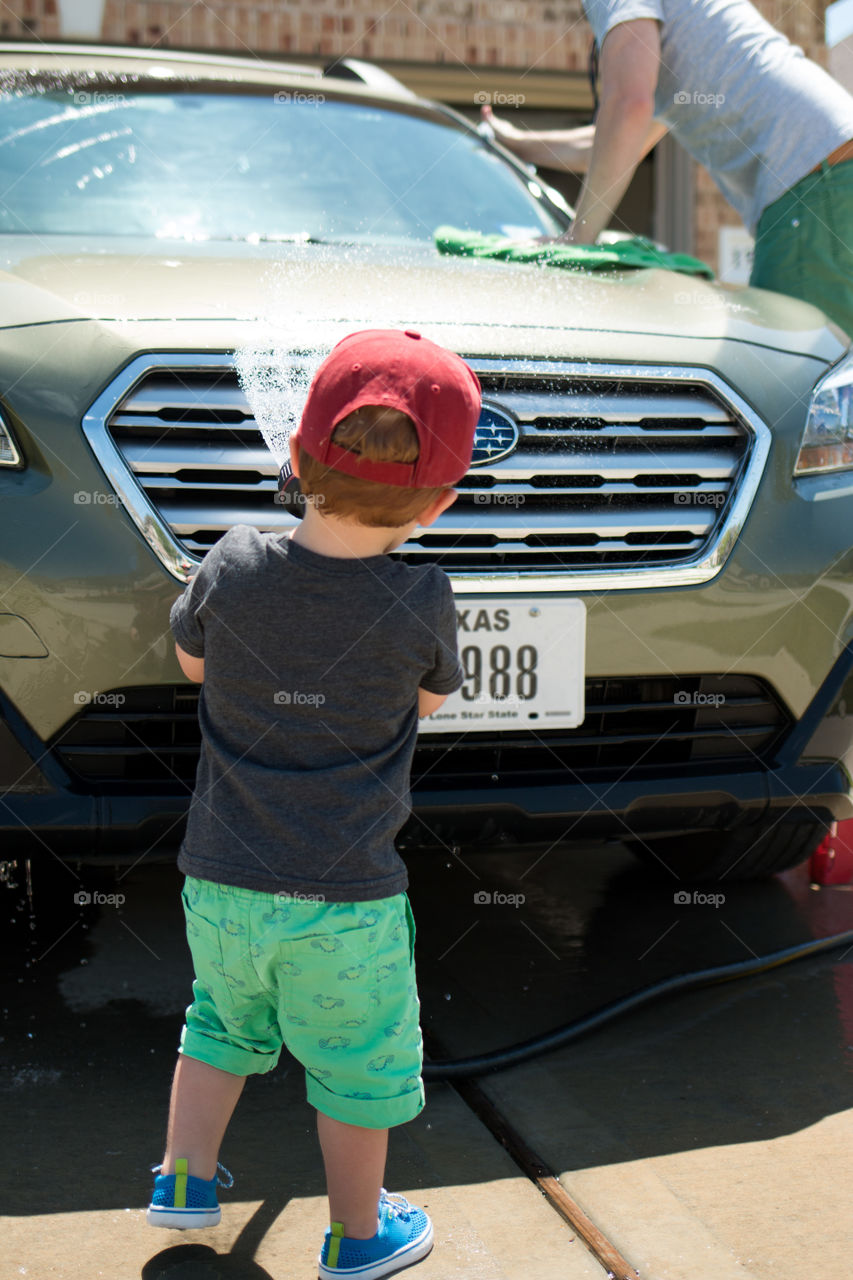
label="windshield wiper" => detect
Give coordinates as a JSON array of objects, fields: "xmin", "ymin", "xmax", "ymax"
[{"xmin": 245, "ymin": 232, "xmax": 330, "ymax": 244}]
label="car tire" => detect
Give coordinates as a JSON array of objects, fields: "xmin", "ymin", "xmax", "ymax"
[{"xmin": 628, "ymin": 820, "xmax": 829, "ymax": 882}]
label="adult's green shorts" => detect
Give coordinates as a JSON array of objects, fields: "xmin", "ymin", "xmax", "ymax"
[{"xmin": 751, "ymin": 157, "xmax": 853, "ymax": 340}]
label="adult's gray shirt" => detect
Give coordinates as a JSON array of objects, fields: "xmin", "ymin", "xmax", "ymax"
[
  {"xmin": 584, "ymin": 0, "xmax": 853, "ymax": 232},
  {"xmin": 170, "ymin": 526, "xmax": 462, "ymax": 900}
]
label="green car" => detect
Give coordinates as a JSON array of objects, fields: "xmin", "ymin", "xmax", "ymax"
[{"xmin": 1, "ymin": 43, "xmax": 851, "ymax": 882}]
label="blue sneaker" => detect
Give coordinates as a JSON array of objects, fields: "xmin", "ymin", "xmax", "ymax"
[
  {"xmin": 146, "ymin": 1158, "xmax": 234, "ymax": 1229},
  {"xmin": 318, "ymin": 1190, "xmax": 434, "ymax": 1279}
]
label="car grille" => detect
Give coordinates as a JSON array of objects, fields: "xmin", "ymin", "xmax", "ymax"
[
  {"xmin": 51, "ymin": 675, "xmax": 791, "ymax": 789},
  {"xmin": 102, "ymin": 361, "xmax": 753, "ymax": 574}
]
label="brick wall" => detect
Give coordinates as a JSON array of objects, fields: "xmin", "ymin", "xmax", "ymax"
[
  {"xmin": 1, "ymin": 0, "xmax": 60, "ymax": 40},
  {"xmin": 4, "ymin": 0, "xmax": 826, "ymax": 70},
  {"xmin": 98, "ymin": 0, "xmax": 589, "ymax": 68},
  {"xmin": 0, "ymin": 0, "xmax": 838, "ymax": 271},
  {"xmin": 3, "ymin": 0, "xmax": 589, "ymax": 68}
]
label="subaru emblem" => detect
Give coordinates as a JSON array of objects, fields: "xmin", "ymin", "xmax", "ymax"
[{"xmin": 470, "ymin": 404, "xmax": 520, "ymax": 467}]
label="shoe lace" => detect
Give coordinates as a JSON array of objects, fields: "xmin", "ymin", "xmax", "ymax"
[
  {"xmin": 379, "ymin": 1189, "xmax": 413, "ymax": 1220},
  {"xmin": 149, "ymin": 1161, "xmax": 234, "ymax": 1189}
]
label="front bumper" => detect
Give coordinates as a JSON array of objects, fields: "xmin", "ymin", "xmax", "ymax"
[{"xmin": 2, "ymin": 645, "xmax": 851, "ymax": 864}]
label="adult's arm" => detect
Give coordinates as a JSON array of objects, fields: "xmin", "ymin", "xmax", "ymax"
[
  {"xmin": 567, "ymin": 18, "xmax": 661, "ymax": 242},
  {"xmin": 482, "ymin": 103, "xmax": 666, "ymax": 175},
  {"xmin": 482, "ymin": 105, "xmax": 599, "ymax": 170}
]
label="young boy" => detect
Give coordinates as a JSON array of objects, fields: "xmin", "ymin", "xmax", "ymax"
[{"xmin": 146, "ymin": 329, "xmax": 481, "ymax": 1279}]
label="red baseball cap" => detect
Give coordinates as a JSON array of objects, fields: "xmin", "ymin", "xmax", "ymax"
[{"xmin": 294, "ymin": 329, "xmax": 482, "ymax": 487}]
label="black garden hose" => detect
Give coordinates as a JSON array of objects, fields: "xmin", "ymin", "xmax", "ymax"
[{"xmin": 422, "ymin": 928, "xmax": 853, "ymax": 1080}]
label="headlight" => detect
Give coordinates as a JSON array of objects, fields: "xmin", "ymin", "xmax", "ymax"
[
  {"xmin": 0, "ymin": 408, "xmax": 21, "ymax": 467},
  {"xmin": 794, "ymin": 350, "xmax": 853, "ymax": 476}
]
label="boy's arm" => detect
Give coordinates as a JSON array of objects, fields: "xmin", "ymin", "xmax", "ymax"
[
  {"xmin": 176, "ymin": 642, "xmax": 205, "ymax": 683},
  {"xmin": 417, "ymin": 573, "xmax": 463, "ymax": 718},
  {"xmin": 418, "ymin": 688, "xmax": 449, "ymax": 718},
  {"xmin": 169, "ymin": 536, "xmax": 232, "ymax": 682}
]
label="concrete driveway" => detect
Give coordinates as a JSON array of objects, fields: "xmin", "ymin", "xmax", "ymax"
[{"xmin": 2, "ymin": 841, "xmax": 851, "ymax": 1280}]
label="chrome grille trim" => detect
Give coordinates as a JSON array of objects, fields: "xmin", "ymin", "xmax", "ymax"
[{"xmin": 81, "ymin": 352, "xmax": 771, "ymax": 590}]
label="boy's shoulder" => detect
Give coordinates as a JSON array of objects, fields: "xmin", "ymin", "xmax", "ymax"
[
  {"xmin": 206, "ymin": 526, "xmax": 449, "ymax": 602},
  {"xmin": 375, "ymin": 556, "xmax": 452, "ymax": 607},
  {"xmin": 212, "ymin": 523, "xmax": 269, "ymax": 563},
  {"xmin": 199, "ymin": 524, "xmax": 274, "ymax": 585},
  {"xmin": 217, "ymin": 523, "xmax": 442, "ymax": 585}
]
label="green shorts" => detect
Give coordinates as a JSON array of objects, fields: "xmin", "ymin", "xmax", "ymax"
[
  {"xmin": 751, "ymin": 156, "xmax": 853, "ymax": 340},
  {"xmin": 179, "ymin": 876, "xmax": 424, "ymax": 1129}
]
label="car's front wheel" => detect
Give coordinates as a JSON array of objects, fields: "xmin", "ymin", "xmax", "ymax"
[{"xmin": 628, "ymin": 820, "xmax": 828, "ymax": 882}]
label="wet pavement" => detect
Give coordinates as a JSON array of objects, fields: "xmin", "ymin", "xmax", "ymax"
[{"xmin": 1, "ymin": 841, "xmax": 851, "ymax": 1279}]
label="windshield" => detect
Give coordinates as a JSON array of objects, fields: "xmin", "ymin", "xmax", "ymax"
[{"xmin": 0, "ymin": 87, "xmax": 565, "ymax": 244}]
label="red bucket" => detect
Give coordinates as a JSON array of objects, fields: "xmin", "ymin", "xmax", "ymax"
[{"xmin": 809, "ymin": 819, "xmax": 853, "ymax": 885}]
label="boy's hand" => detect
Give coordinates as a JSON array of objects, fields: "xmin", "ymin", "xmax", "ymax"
[
  {"xmin": 418, "ymin": 688, "xmax": 448, "ymax": 718},
  {"xmin": 176, "ymin": 642, "xmax": 205, "ymax": 683}
]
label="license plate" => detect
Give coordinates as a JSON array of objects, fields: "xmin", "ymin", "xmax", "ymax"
[{"xmin": 421, "ymin": 598, "xmax": 586, "ymax": 733}]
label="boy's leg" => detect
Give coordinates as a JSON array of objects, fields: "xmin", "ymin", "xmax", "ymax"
[
  {"xmin": 317, "ymin": 1111, "xmax": 388, "ymax": 1239},
  {"xmin": 159, "ymin": 1052, "xmax": 246, "ymax": 1181}
]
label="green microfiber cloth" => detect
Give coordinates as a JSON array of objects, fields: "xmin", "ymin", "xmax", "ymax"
[{"xmin": 434, "ymin": 225, "xmax": 714, "ymax": 279}]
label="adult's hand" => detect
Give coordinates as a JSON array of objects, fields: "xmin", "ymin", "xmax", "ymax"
[{"xmin": 480, "ymin": 103, "xmax": 537, "ymax": 160}]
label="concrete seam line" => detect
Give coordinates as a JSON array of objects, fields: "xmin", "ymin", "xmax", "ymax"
[
  {"xmin": 455, "ymin": 1077, "xmax": 640, "ymax": 1280},
  {"xmin": 424, "ymin": 1032, "xmax": 640, "ymax": 1279}
]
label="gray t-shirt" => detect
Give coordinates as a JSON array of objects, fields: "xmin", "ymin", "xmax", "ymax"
[
  {"xmin": 170, "ymin": 526, "xmax": 462, "ymax": 900},
  {"xmin": 584, "ymin": 0, "xmax": 853, "ymax": 232}
]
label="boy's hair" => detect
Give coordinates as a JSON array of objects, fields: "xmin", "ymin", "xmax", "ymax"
[{"xmin": 298, "ymin": 405, "xmax": 450, "ymax": 527}]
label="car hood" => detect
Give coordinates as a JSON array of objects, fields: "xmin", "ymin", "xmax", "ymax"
[{"xmin": 0, "ymin": 237, "xmax": 845, "ymax": 361}]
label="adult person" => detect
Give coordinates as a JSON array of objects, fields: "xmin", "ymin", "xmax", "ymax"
[{"xmin": 483, "ymin": 0, "xmax": 853, "ymax": 335}]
